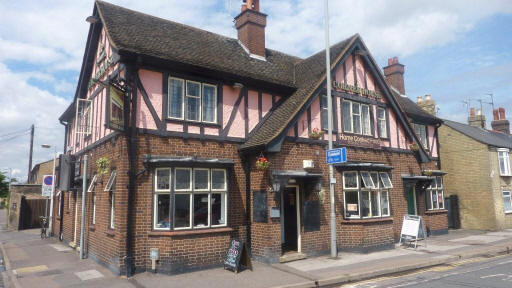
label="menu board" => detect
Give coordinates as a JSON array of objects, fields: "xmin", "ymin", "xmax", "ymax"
[
  {"xmin": 224, "ymin": 239, "xmax": 243, "ymax": 272},
  {"xmin": 253, "ymin": 190, "xmax": 267, "ymax": 223}
]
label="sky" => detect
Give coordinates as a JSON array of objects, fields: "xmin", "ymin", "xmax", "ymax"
[{"xmin": 0, "ymin": 0, "xmax": 511, "ymax": 182}]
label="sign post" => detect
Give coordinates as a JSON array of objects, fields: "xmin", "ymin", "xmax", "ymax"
[{"xmin": 41, "ymin": 175, "xmax": 53, "ymax": 197}]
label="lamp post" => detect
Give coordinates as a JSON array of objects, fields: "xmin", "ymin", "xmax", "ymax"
[{"xmin": 41, "ymin": 144, "xmax": 57, "ymax": 237}]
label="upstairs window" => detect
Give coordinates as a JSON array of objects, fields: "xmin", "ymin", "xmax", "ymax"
[
  {"xmin": 168, "ymin": 77, "xmax": 217, "ymax": 123},
  {"xmin": 377, "ymin": 107, "xmax": 388, "ymax": 138},
  {"xmin": 413, "ymin": 123, "xmax": 428, "ymax": 149},
  {"xmin": 498, "ymin": 149, "xmax": 511, "ymax": 176},
  {"xmin": 342, "ymin": 100, "xmax": 372, "ymax": 136},
  {"xmin": 320, "ymin": 94, "xmax": 329, "ymax": 129}
]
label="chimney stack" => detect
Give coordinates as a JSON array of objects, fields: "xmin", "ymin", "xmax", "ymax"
[
  {"xmin": 235, "ymin": 0, "xmax": 267, "ymax": 58},
  {"xmin": 468, "ymin": 107, "xmax": 486, "ymax": 128},
  {"xmin": 417, "ymin": 94, "xmax": 437, "ymax": 115},
  {"xmin": 383, "ymin": 57, "xmax": 405, "ymax": 95},
  {"xmin": 491, "ymin": 107, "xmax": 510, "ymax": 134}
]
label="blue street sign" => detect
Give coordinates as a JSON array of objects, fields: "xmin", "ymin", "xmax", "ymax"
[{"xmin": 326, "ymin": 147, "xmax": 347, "ymax": 164}]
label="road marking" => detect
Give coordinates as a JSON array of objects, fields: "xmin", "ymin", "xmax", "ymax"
[
  {"xmin": 75, "ymin": 269, "xmax": 104, "ymax": 281},
  {"xmin": 480, "ymin": 273, "xmax": 505, "ymax": 279},
  {"xmin": 13, "ymin": 265, "xmax": 48, "ymax": 275}
]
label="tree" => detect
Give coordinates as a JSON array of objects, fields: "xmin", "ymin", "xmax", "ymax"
[{"xmin": 0, "ymin": 172, "xmax": 9, "ymax": 198}]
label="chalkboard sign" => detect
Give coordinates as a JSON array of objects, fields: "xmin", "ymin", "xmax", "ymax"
[
  {"xmin": 303, "ymin": 200, "xmax": 320, "ymax": 232},
  {"xmin": 224, "ymin": 239, "xmax": 252, "ymax": 273},
  {"xmin": 253, "ymin": 190, "xmax": 267, "ymax": 223}
]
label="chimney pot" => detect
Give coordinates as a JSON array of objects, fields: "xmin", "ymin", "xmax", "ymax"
[
  {"xmin": 470, "ymin": 107, "xmax": 475, "ymax": 116},
  {"xmin": 499, "ymin": 107, "xmax": 506, "ymax": 120},
  {"xmin": 477, "ymin": 108, "xmax": 482, "ymax": 116},
  {"xmin": 425, "ymin": 94, "xmax": 431, "ymax": 101},
  {"xmin": 493, "ymin": 109, "xmax": 499, "ymax": 121},
  {"xmin": 417, "ymin": 96, "xmax": 423, "ymax": 103}
]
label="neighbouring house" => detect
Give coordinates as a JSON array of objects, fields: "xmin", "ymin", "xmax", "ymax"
[
  {"xmin": 53, "ymin": 0, "xmax": 447, "ymax": 276},
  {"xmin": 28, "ymin": 159, "xmax": 59, "ymax": 184},
  {"xmin": 8, "ymin": 184, "xmax": 47, "ymax": 230},
  {"xmin": 439, "ymin": 107, "xmax": 512, "ymax": 230}
]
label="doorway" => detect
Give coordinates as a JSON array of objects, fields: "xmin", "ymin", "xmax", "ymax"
[
  {"xmin": 405, "ymin": 184, "xmax": 417, "ymax": 215},
  {"xmin": 281, "ymin": 185, "xmax": 300, "ymax": 253}
]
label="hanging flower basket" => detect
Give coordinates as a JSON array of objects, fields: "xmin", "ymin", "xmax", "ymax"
[
  {"xmin": 409, "ymin": 143, "xmax": 420, "ymax": 152},
  {"xmin": 309, "ymin": 128, "xmax": 324, "ymax": 140},
  {"xmin": 256, "ymin": 156, "xmax": 269, "ymax": 171},
  {"xmin": 96, "ymin": 157, "xmax": 110, "ymax": 175}
]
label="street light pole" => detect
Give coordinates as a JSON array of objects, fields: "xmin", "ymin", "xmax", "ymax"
[
  {"xmin": 324, "ymin": 0, "xmax": 337, "ymax": 258},
  {"xmin": 42, "ymin": 144, "xmax": 57, "ymax": 237}
]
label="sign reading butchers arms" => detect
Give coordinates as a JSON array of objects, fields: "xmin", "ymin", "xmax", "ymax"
[{"xmin": 332, "ymin": 81, "xmax": 382, "ymax": 99}]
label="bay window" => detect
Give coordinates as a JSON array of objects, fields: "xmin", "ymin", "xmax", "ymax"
[
  {"xmin": 498, "ymin": 149, "xmax": 511, "ymax": 176},
  {"xmin": 342, "ymin": 100, "xmax": 372, "ymax": 136},
  {"xmin": 426, "ymin": 176, "xmax": 444, "ymax": 210},
  {"xmin": 377, "ymin": 107, "xmax": 387, "ymax": 138},
  {"xmin": 343, "ymin": 171, "xmax": 391, "ymax": 219},
  {"xmin": 168, "ymin": 77, "xmax": 217, "ymax": 123},
  {"xmin": 153, "ymin": 167, "xmax": 227, "ymax": 230}
]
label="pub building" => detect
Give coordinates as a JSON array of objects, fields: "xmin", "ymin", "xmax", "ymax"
[{"xmin": 54, "ymin": 0, "xmax": 448, "ymax": 275}]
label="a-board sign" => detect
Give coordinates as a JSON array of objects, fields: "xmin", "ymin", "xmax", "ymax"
[
  {"xmin": 399, "ymin": 215, "xmax": 427, "ymax": 249},
  {"xmin": 224, "ymin": 239, "xmax": 252, "ymax": 273}
]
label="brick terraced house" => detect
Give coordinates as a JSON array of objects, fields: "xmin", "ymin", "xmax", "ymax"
[{"xmin": 53, "ymin": 0, "xmax": 448, "ymax": 276}]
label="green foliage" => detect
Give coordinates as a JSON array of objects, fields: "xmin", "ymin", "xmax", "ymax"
[
  {"xmin": 96, "ymin": 157, "xmax": 110, "ymax": 175},
  {"xmin": 0, "ymin": 172, "xmax": 9, "ymax": 198}
]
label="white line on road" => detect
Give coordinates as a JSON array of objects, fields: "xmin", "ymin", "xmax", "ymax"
[{"xmin": 480, "ymin": 273, "xmax": 505, "ymax": 279}]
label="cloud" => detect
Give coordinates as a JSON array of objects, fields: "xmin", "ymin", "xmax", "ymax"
[{"xmin": 0, "ymin": 63, "xmax": 67, "ymax": 182}]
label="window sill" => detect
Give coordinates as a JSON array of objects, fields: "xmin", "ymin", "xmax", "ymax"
[
  {"xmin": 425, "ymin": 209, "xmax": 448, "ymax": 215},
  {"xmin": 105, "ymin": 229, "xmax": 115, "ymax": 237},
  {"xmin": 149, "ymin": 227, "xmax": 232, "ymax": 237},
  {"xmin": 342, "ymin": 131, "xmax": 376, "ymax": 139},
  {"xmin": 342, "ymin": 217, "xmax": 393, "ymax": 224},
  {"xmin": 165, "ymin": 118, "xmax": 221, "ymax": 128},
  {"xmin": 505, "ymin": 211, "xmax": 512, "ymax": 215}
]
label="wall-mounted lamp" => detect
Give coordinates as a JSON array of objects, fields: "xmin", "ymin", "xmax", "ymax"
[{"xmin": 86, "ymin": 16, "xmax": 99, "ymax": 24}]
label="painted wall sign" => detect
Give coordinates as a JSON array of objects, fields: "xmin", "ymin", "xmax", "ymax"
[
  {"xmin": 332, "ymin": 81, "xmax": 381, "ymax": 99},
  {"xmin": 339, "ymin": 134, "xmax": 380, "ymax": 149},
  {"xmin": 88, "ymin": 55, "xmax": 115, "ymax": 89}
]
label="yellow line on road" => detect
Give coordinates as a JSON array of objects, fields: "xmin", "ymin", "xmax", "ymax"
[{"xmin": 14, "ymin": 265, "xmax": 48, "ymax": 275}]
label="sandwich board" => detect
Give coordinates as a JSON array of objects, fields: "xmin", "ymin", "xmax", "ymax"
[{"xmin": 399, "ymin": 215, "xmax": 427, "ymax": 249}]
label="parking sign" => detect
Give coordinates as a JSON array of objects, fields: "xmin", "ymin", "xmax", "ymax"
[{"xmin": 42, "ymin": 175, "xmax": 53, "ymax": 197}]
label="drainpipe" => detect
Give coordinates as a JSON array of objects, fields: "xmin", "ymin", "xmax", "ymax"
[
  {"xmin": 59, "ymin": 120, "xmax": 68, "ymax": 240},
  {"xmin": 79, "ymin": 155, "xmax": 87, "ymax": 259},
  {"xmin": 243, "ymin": 155, "xmax": 252, "ymax": 250},
  {"xmin": 124, "ymin": 62, "xmax": 137, "ymax": 277}
]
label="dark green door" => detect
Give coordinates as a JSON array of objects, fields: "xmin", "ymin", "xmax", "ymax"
[{"xmin": 406, "ymin": 185, "xmax": 416, "ymax": 215}]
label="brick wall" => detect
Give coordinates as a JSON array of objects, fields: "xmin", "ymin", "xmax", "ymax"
[{"xmin": 439, "ymin": 125, "xmax": 496, "ymax": 230}]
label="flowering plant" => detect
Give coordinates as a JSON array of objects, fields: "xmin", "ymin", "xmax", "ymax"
[
  {"xmin": 309, "ymin": 128, "xmax": 324, "ymax": 140},
  {"xmin": 256, "ymin": 156, "xmax": 269, "ymax": 170},
  {"xmin": 409, "ymin": 143, "xmax": 420, "ymax": 152}
]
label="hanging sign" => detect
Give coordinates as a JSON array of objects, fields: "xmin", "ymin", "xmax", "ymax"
[{"xmin": 42, "ymin": 175, "xmax": 53, "ymax": 197}]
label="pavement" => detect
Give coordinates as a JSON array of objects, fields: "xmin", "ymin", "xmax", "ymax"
[{"xmin": 0, "ymin": 207, "xmax": 512, "ymax": 288}]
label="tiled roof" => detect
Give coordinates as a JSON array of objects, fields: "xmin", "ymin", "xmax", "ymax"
[
  {"xmin": 443, "ymin": 120, "xmax": 512, "ymax": 149},
  {"xmin": 96, "ymin": 0, "xmax": 301, "ymax": 87},
  {"xmin": 390, "ymin": 89, "xmax": 442, "ymax": 124},
  {"xmin": 240, "ymin": 35, "xmax": 358, "ymax": 150}
]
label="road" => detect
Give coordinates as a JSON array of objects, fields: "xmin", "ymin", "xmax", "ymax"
[{"xmin": 341, "ymin": 254, "xmax": 512, "ymax": 288}]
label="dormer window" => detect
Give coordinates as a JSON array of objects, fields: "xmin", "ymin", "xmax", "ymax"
[{"xmin": 168, "ymin": 77, "xmax": 217, "ymax": 124}]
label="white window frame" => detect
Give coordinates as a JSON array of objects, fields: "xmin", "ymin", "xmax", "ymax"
[
  {"xmin": 379, "ymin": 172, "xmax": 393, "ymax": 189},
  {"xmin": 427, "ymin": 176, "xmax": 445, "ymax": 211},
  {"xmin": 153, "ymin": 193, "xmax": 171, "ymax": 230},
  {"xmin": 92, "ymin": 194, "xmax": 96, "ymax": 225},
  {"xmin": 211, "ymin": 192, "xmax": 227, "ymax": 227},
  {"xmin": 498, "ymin": 148, "xmax": 511, "ymax": 176},
  {"xmin": 360, "ymin": 171, "xmax": 375, "ymax": 189},
  {"xmin": 76, "ymin": 98, "xmax": 92, "ymax": 135},
  {"xmin": 320, "ymin": 94, "xmax": 329, "ymax": 129},
  {"xmin": 193, "ymin": 193, "xmax": 211, "ymax": 229},
  {"xmin": 343, "ymin": 171, "xmax": 359, "ymax": 189},
  {"xmin": 155, "ymin": 168, "xmax": 171, "ymax": 192},
  {"xmin": 194, "ymin": 168, "xmax": 210, "ymax": 191},
  {"xmin": 377, "ymin": 107, "xmax": 387, "ymax": 138},
  {"xmin": 211, "ymin": 169, "xmax": 227, "ymax": 191},
  {"xmin": 503, "ymin": 190, "xmax": 512, "ymax": 213},
  {"xmin": 185, "ymin": 80, "xmax": 202, "ymax": 122},
  {"xmin": 201, "ymin": 83, "xmax": 217, "ymax": 124},
  {"xmin": 414, "ymin": 123, "xmax": 428, "ymax": 149},
  {"xmin": 109, "ymin": 188, "xmax": 115, "ymax": 229},
  {"xmin": 352, "ymin": 102, "xmax": 361, "ymax": 134},
  {"xmin": 87, "ymin": 174, "xmax": 97, "ymax": 193},
  {"xmin": 173, "ymin": 193, "xmax": 193, "ymax": 230},
  {"xmin": 361, "ymin": 104, "xmax": 372, "ymax": 136},
  {"xmin": 174, "ymin": 168, "xmax": 192, "ymax": 191},
  {"xmin": 343, "ymin": 171, "xmax": 360, "ymax": 219},
  {"xmin": 168, "ymin": 77, "xmax": 185, "ymax": 120},
  {"xmin": 104, "ymin": 171, "xmax": 116, "ymax": 192},
  {"xmin": 380, "ymin": 190, "xmax": 391, "ymax": 217}
]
